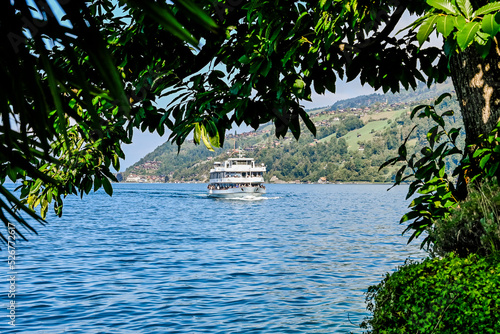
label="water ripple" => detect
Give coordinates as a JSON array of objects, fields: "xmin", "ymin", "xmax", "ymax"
[{"xmin": 0, "ymin": 183, "xmax": 425, "ymax": 333}]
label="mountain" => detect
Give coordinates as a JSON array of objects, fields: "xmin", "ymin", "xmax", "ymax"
[
  {"xmin": 327, "ymin": 80, "xmax": 454, "ymax": 110},
  {"xmin": 120, "ymin": 80, "xmax": 462, "ymax": 183}
]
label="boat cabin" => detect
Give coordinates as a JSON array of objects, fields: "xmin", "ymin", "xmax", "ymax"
[
  {"xmin": 209, "ymin": 158, "xmax": 265, "ymax": 181},
  {"xmin": 207, "ymin": 154, "xmax": 266, "ymax": 196}
]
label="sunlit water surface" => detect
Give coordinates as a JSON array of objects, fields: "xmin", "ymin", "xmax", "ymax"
[{"xmin": 0, "ymin": 183, "xmax": 425, "ymax": 333}]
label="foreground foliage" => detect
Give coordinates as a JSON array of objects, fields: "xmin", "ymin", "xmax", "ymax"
[
  {"xmin": 1, "ymin": 0, "xmax": 216, "ymax": 245},
  {"xmin": 370, "ymin": 88, "xmax": 500, "ymax": 331},
  {"xmin": 361, "ymin": 253, "xmax": 500, "ymax": 333},
  {"xmin": 2, "ymin": 0, "xmax": 500, "ymax": 247},
  {"xmin": 430, "ymin": 179, "xmax": 500, "ymax": 257},
  {"xmin": 383, "ymin": 90, "xmax": 500, "ymax": 247},
  {"xmin": 381, "ymin": 93, "xmax": 463, "ymax": 247}
]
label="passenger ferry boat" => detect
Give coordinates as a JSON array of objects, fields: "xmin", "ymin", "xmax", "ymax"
[{"xmin": 207, "ymin": 152, "xmax": 266, "ymax": 198}]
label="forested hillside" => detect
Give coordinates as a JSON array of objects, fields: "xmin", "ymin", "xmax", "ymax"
[{"xmin": 122, "ymin": 83, "xmax": 463, "ymax": 183}]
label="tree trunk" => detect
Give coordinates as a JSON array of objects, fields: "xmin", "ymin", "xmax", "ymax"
[{"xmin": 449, "ymin": 41, "xmax": 500, "ymax": 149}]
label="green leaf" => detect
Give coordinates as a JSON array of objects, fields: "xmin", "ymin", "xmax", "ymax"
[
  {"xmin": 417, "ymin": 15, "xmax": 439, "ymax": 46},
  {"xmin": 298, "ymin": 108, "xmax": 317, "ymax": 137},
  {"xmin": 102, "ymin": 177, "xmax": 113, "ymax": 196},
  {"xmin": 379, "ymin": 157, "xmax": 399, "ymax": 171},
  {"xmin": 435, "ymin": 92, "xmax": 452, "ymax": 105},
  {"xmin": 431, "ymin": 112, "xmax": 445, "ymax": 127},
  {"xmin": 489, "ymin": 161, "xmax": 500, "ymax": 176},
  {"xmin": 398, "ymin": 144, "xmax": 407, "ymax": 160},
  {"xmin": 449, "ymin": 127, "xmax": 461, "ymax": 143},
  {"xmin": 7, "ymin": 167, "xmax": 18, "ymax": 183},
  {"xmin": 395, "ymin": 165, "xmax": 407, "ymax": 184},
  {"xmin": 292, "ymin": 78, "xmax": 306, "ymax": 95},
  {"xmin": 174, "ymin": 0, "xmax": 218, "ymax": 31},
  {"xmin": 94, "ymin": 175, "xmax": 102, "ymax": 192},
  {"xmin": 209, "ymin": 130, "xmax": 220, "ymax": 148},
  {"xmin": 481, "ymin": 13, "xmax": 500, "ymax": 37},
  {"xmin": 411, "ymin": 104, "xmax": 428, "ymax": 119},
  {"xmin": 474, "ymin": 32, "xmax": 490, "ymax": 46},
  {"xmin": 125, "ymin": 0, "xmax": 198, "ymax": 46},
  {"xmin": 441, "ymin": 110, "xmax": 454, "ymax": 117},
  {"xmin": 421, "ymin": 146, "xmax": 433, "ymax": 157},
  {"xmin": 457, "ymin": 21, "xmax": 480, "ymax": 50},
  {"xmin": 443, "ymin": 146, "xmax": 462, "ymax": 158},
  {"xmin": 480, "ymin": 153, "xmax": 491, "ymax": 169},
  {"xmin": 474, "ymin": 3, "xmax": 500, "ymax": 16},
  {"xmin": 407, "ymin": 181, "xmax": 422, "ymax": 199},
  {"xmin": 205, "ymin": 121, "xmax": 220, "ymax": 148},
  {"xmin": 455, "ymin": 16, "xmax": 467, "ymax": 30},
  {"xmin": 456, "ymin": 0, "xmax": 474, "ymax": 20},
  {"xmin": 438, "ymin": 164, "xmax": 446, "ymax": 178},
  {"xmin": 427, "ymin": 0, "xmax": 459, "ymax": 15},
  {"xmin": 400, "ymin": 210, "xmax": 421, "ymax": 223},
  {"xmin": 230, "ymin": 81, "xmax": 242, "ymax": 95},
  {"xmin": 444, "ymin": 35, "xmax": 458, "ymax": 56},
  {"xmin": 289, "ymin": 112, "xmax": 301, "ymax": 140},
  {"xmin": 436, "ymin": 15, "xmax": 456, "ymax": 37},
  {"xmin": 193, "ymin": 123, "xmax": 201, "ymax": 144},
  {"xmin": 200, "ymin": 124, "xmax": 214, "ymax": 151},
  {"xmin": 473, "ymin": 147, "xmax": 489, "ymax": 158},
  {"xmin": 427, "ymin": 126, "xmax": 439, "ymax": 148},
  {"xmin": 407, "ymin": 228, "xmax": 424, "ymax": 244}
]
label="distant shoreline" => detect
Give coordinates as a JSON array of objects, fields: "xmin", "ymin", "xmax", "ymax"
[{"xmin": 118, "ymin": 181, "xmax": 396, "ymax": 185}]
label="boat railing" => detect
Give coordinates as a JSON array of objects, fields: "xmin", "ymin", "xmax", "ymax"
[
  {"xmin": 209, "ymin": 177, "xmax": 264, "ymax": 183},
  {"xmin": 207, "ymin": 184, "xmax": 266, "ymax": 190}
]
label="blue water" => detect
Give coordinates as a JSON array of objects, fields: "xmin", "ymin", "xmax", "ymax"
[{"xmin": 0, "ymin": 183, "xmax": 425, "ymax": 333}]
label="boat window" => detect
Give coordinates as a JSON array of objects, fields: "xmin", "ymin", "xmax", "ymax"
[{"xmin": 234, "ymin": 160, "xmax": 249, "ymax": 165}]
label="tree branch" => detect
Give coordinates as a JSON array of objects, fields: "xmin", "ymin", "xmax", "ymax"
[
  {"xmin": 358, "ymin": 4, "xmax": 406, "ymax": 50},
  {"xmin": 340, "ymin": 3, "xmax": 406, "ymax": 54}
]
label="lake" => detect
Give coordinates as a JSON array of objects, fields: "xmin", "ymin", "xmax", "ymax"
[{"xmin": 0, "ymin": 183, "xmax": 426, "ymax": 333}]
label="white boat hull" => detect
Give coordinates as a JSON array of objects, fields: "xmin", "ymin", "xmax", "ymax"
[{"xmin": 208, "ymin": 186, "xmax": 266, "ymax": 198}]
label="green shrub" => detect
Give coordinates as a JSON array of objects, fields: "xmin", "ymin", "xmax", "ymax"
[
  {"xmin": 361, "ymin": 254, "xmax": 500, "ymax": 333},
  {"xmin": 429, "ymin": 180, "xmax": 500, "ymax": 257}
]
